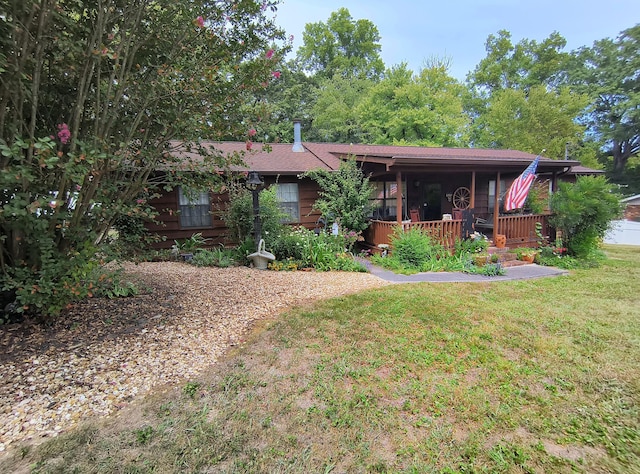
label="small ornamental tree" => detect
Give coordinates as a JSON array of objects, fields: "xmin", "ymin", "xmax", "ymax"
[
  {"xmin": 221, "ymin": 182, "xmax": 287, "ymax": 246},
  {"xmin": 0, "ymin": 0, "xmax": 289, "ymax": 317},
  {"xmin": 303, "ymin": 157, "xmax": 374, "ymax": 233},
  {"xmin": 549, "ymin": 176, "xmax": 623, "ymax": 258}
]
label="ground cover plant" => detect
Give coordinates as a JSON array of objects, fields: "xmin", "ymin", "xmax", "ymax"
[{"xmin": 2, "ymin": 245, "xmax": 638, "ymax": 473}]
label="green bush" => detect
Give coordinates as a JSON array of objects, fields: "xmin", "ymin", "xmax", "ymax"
[
  {"xmin": 549, "ymin": 176, "xmax": 623, "ymax": 259},
  {"xmin": 110, "ymin": 214, "xmax": 162, "ymax": 260},
  {"xmin": 389, "ymin": 226, "xmax": 449, "ymax": 271},
  {"xmin": 222, "ymin": 182, "xmax": 287, "ymax": 247},
  {"xmin": 267, "ymin": 226, "xmax": 365, "ymax": 272},
  {"xmin": 2, "ymin": 241, "xmax": 100, "ymax": 317},
  {"xmin": 302, "ymin": 157, "xmax": 374, "ymax": 233}
]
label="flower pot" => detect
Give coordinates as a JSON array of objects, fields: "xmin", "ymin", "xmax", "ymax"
[
  {"xmin": 494, "ymin": 234, "xmax": 506, "ymax": 248},
  {"xmin": 521, "ymin": 254, "xmax": 536, "ymax": 263}
]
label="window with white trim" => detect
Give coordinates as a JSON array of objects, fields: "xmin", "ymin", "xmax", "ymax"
[
  {"xmin": 276, "ymin": 183, "xmax": 299, "ymax": 222},
  {"xmin": 178, "ymin": 186, "xmax": 211, "ymax": 228}
]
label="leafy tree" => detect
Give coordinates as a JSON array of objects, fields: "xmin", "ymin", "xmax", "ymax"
[
  {"xmin": 358, "ymin": 62, "xmax": 470, "ymax": 146},
  {"xmin": 0, "ymin": 0, "xmax": 287, "ymax": 316},
  {"xmin": 296, "ymin": 8, "xmax": 385, "ymax": 80},
  {"xmin": 569, "ymin": 24, "xmax": 640, "ymax": 178},
  {"xmin": 309, "ymin": 75, "xmax": 373, "ymax": 143},
  {"xmin": 473, "ymin": 85, "xmax": 589, "ymax": 158},
  {"xmin": 302, "ymin": 157, "xmax": 374, "ymax": 233},
  {"xmin": 467, "ymin": 30, "xmax": 571, "ymax": 94},
  {"xmin": 467, "ymin": 30, "xmax": 590, "ymax": 157},
  {"xmin": 550, "ymin": 176, "xmax": 623, "ymax": 258}
]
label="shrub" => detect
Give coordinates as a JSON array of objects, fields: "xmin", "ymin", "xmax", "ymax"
[
  {"xmin": 268, "ymin": 226, "xmax": 365, "ymax": 272},
  {"xmin": 110, "ymin": 214, "xmax": 162, "ymax": 260},
  {"xmin": 222, "ymin": 182, "xmax": 287, "ymax": 247},
  {"xmin": 549, "ymin": 176, "xmax": 623, "ymax": 259},
  {"xmin": 302, "ymin": 157, "xmax": 374, "ymax": 233},
  {"xmin": 389, "ymin": 226, "xmax": 448, "ymax": 270}
]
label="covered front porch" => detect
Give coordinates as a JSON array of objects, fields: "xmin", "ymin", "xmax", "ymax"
[{"xmin": 348, "ymin": 149, "xmax": 572, "ymax": 251}]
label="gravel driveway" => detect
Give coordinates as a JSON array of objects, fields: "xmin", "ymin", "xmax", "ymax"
[{"xmin": 0, "ymin": 262, "xmax": 390, "ymax": 454}]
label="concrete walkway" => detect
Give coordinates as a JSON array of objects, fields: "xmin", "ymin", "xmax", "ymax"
[{"xmin": 360, "ymin": 259, "xmax": 569, "ymax": 283}]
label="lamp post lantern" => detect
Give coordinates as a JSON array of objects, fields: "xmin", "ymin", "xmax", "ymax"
[{"xmin": 245, "ymin": 171, "xmax": 264, "ymax": 248}]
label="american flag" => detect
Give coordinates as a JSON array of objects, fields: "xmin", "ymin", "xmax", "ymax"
[{"xmin": 504, "ymin": 156, "xmax": 540, "ymax": 211}]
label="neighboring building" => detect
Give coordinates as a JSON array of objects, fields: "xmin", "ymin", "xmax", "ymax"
[
  {"xmin": 605, "ymin": 194, "xmax": 640, "ymax": 246},
  {"xmin": 146, "ymin": 122, "xmax": 589, "ymax": 250},
  {"xmin": 621, "ymin": 194, "xmax": 640, "ymax": 221}
]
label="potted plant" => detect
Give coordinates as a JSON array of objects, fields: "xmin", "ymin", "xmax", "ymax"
[
  {"xmin": 516, "ymin": 247, "xmax": 538, "ymax": 263},
  {"xmin": 172, "ymin": 232, "xmax": 211, "ymax": 260}
]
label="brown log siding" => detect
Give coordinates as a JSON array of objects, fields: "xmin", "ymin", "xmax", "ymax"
[{"xmin": 145, "ymin": 178, "xmax": 322, "ymax": 249}]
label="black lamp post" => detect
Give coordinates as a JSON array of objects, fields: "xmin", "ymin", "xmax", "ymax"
[{"xmin": 245, "ymin": 170, "xmax": 264, "ymax": 248}]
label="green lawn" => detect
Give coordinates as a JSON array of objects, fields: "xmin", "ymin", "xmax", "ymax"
[{"xmin": 4, "ymin": 246, "xmax": 640, "ymax": 473}]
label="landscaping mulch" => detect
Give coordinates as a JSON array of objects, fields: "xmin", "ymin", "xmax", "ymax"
[{"xmin": 0, "ymin": 262, "xmax": 390, "ymax": 454}]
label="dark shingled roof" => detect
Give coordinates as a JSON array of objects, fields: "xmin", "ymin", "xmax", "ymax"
[{"xmin": 170, "ymin": 141, "xmax": 584, "ymax": 175}]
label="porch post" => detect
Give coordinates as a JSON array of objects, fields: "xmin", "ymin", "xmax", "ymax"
[
  {"xmin": 396, "ymin": 171, "xmax": 403, "ymax": 224},
  {"xmin": 470, "ymin": 171, "xmax": 476, "ymax": 209},
  {"xmin": 551, "ymin": 171, "xmax": 558, "ymax": 192},
  {"xmin": 493, "ymin": 172, "xmax": 500, "ymax": 233}
]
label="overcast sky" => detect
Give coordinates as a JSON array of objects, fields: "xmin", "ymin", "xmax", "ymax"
[{"xmin": 274, "ymin": 0, "xmax": 639, "ymax": 80}]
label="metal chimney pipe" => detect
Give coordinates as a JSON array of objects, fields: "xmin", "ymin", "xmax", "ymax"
[{"xmin": 292, "ymin": 119, "xmax": 304, "ymax": 152}]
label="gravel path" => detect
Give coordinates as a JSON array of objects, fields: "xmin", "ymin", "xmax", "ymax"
[{"xmin": 0, "ymin": 263, "xmax": 390, "ymax": 454}]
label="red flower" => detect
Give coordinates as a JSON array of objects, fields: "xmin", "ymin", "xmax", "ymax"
[
  {"xmin": 246, "ymin": 140, "xmax": 253, "ymax": 151},
  {"xmin": 57, "ymin": 123, "xmax": 71, "ymax": 144},
  {"xmin": 272, "ymin": 71, "xmax": 281, "ymax": 79},
  {"xmin": 248, "ymin": 128, "xmax": 257, "ymax": 137},
  {"xmin": 265, "ymin": 49, "xmax": 274, "ymax": 59},
  {"xmin": 195, "ymin": 16, "xmax": 205, "ymax": 28}
]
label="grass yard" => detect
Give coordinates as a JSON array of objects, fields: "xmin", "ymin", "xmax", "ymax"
[{"xmin": 3, "ymin": 246, "xmax": 639, "ymax": 473}]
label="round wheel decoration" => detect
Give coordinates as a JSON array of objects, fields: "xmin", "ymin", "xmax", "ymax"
[{"xmin": 452, "ymin": 187, "xmax": 471, "ymax": 209}]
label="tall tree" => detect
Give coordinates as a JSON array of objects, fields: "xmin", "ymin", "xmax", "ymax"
[
  {"xmin": 467, "ymin": 30, "xmax": 588, "ymax": 156},
  {"xmin": 358, "ymin": 62, "xmax": 470, "ymax": 146},
  {"xmin": 474, "ymin": 85, "xmax": 589, "ymax": 158},
  {"xmin": 0, "ymin": 0, "xmax": 287, "ymax": 315},
  {"xmin": 310, "ymin": 75, "xmax": 373, "ymax": 143},
  {"xmin": 296, "ymin": 8, "xmax": 385, "ymax": 80},
  {"xmin": 468, "ymin": 30, "xmax": 571, "ymax": 95},
  {"xmin": 569, "ymin": 24, "xmax": 640, "ymax": 177}
]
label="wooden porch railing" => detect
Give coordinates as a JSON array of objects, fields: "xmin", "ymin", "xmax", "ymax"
[
  {"xmin": 364, "ymin": 219, "xmax": 462, "ymax": 249},
  {"xmin": 364, "ymin": 214, "xmax": 551, "ymax": 250},
  {"xmin": 496, "ymin": 214, "xmax": 550, "ymax": 248}
]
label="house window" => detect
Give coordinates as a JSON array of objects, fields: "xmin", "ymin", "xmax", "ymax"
[
  {"xmin": 369, "ymin": 181, "xmax": 406, "ymax": 220},
  {"xmin": 488, "ymin": 179, "xmax": 506, "ymax": 213},
  {"xmin": 276, "ymin": 183, "xmax": 299, "ymax": 222},
  {"xmin": 178, "ymin": 186, "xmax": 211, "ymax": 228}
]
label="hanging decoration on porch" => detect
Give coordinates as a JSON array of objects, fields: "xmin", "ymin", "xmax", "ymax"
[
  {"xmin": 504, "ymin": 156, "xmax": 540, "ymax": 211},
  {"xmin": 452, "ymin": 187, "xmax": 471, "ymax": 209}
]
